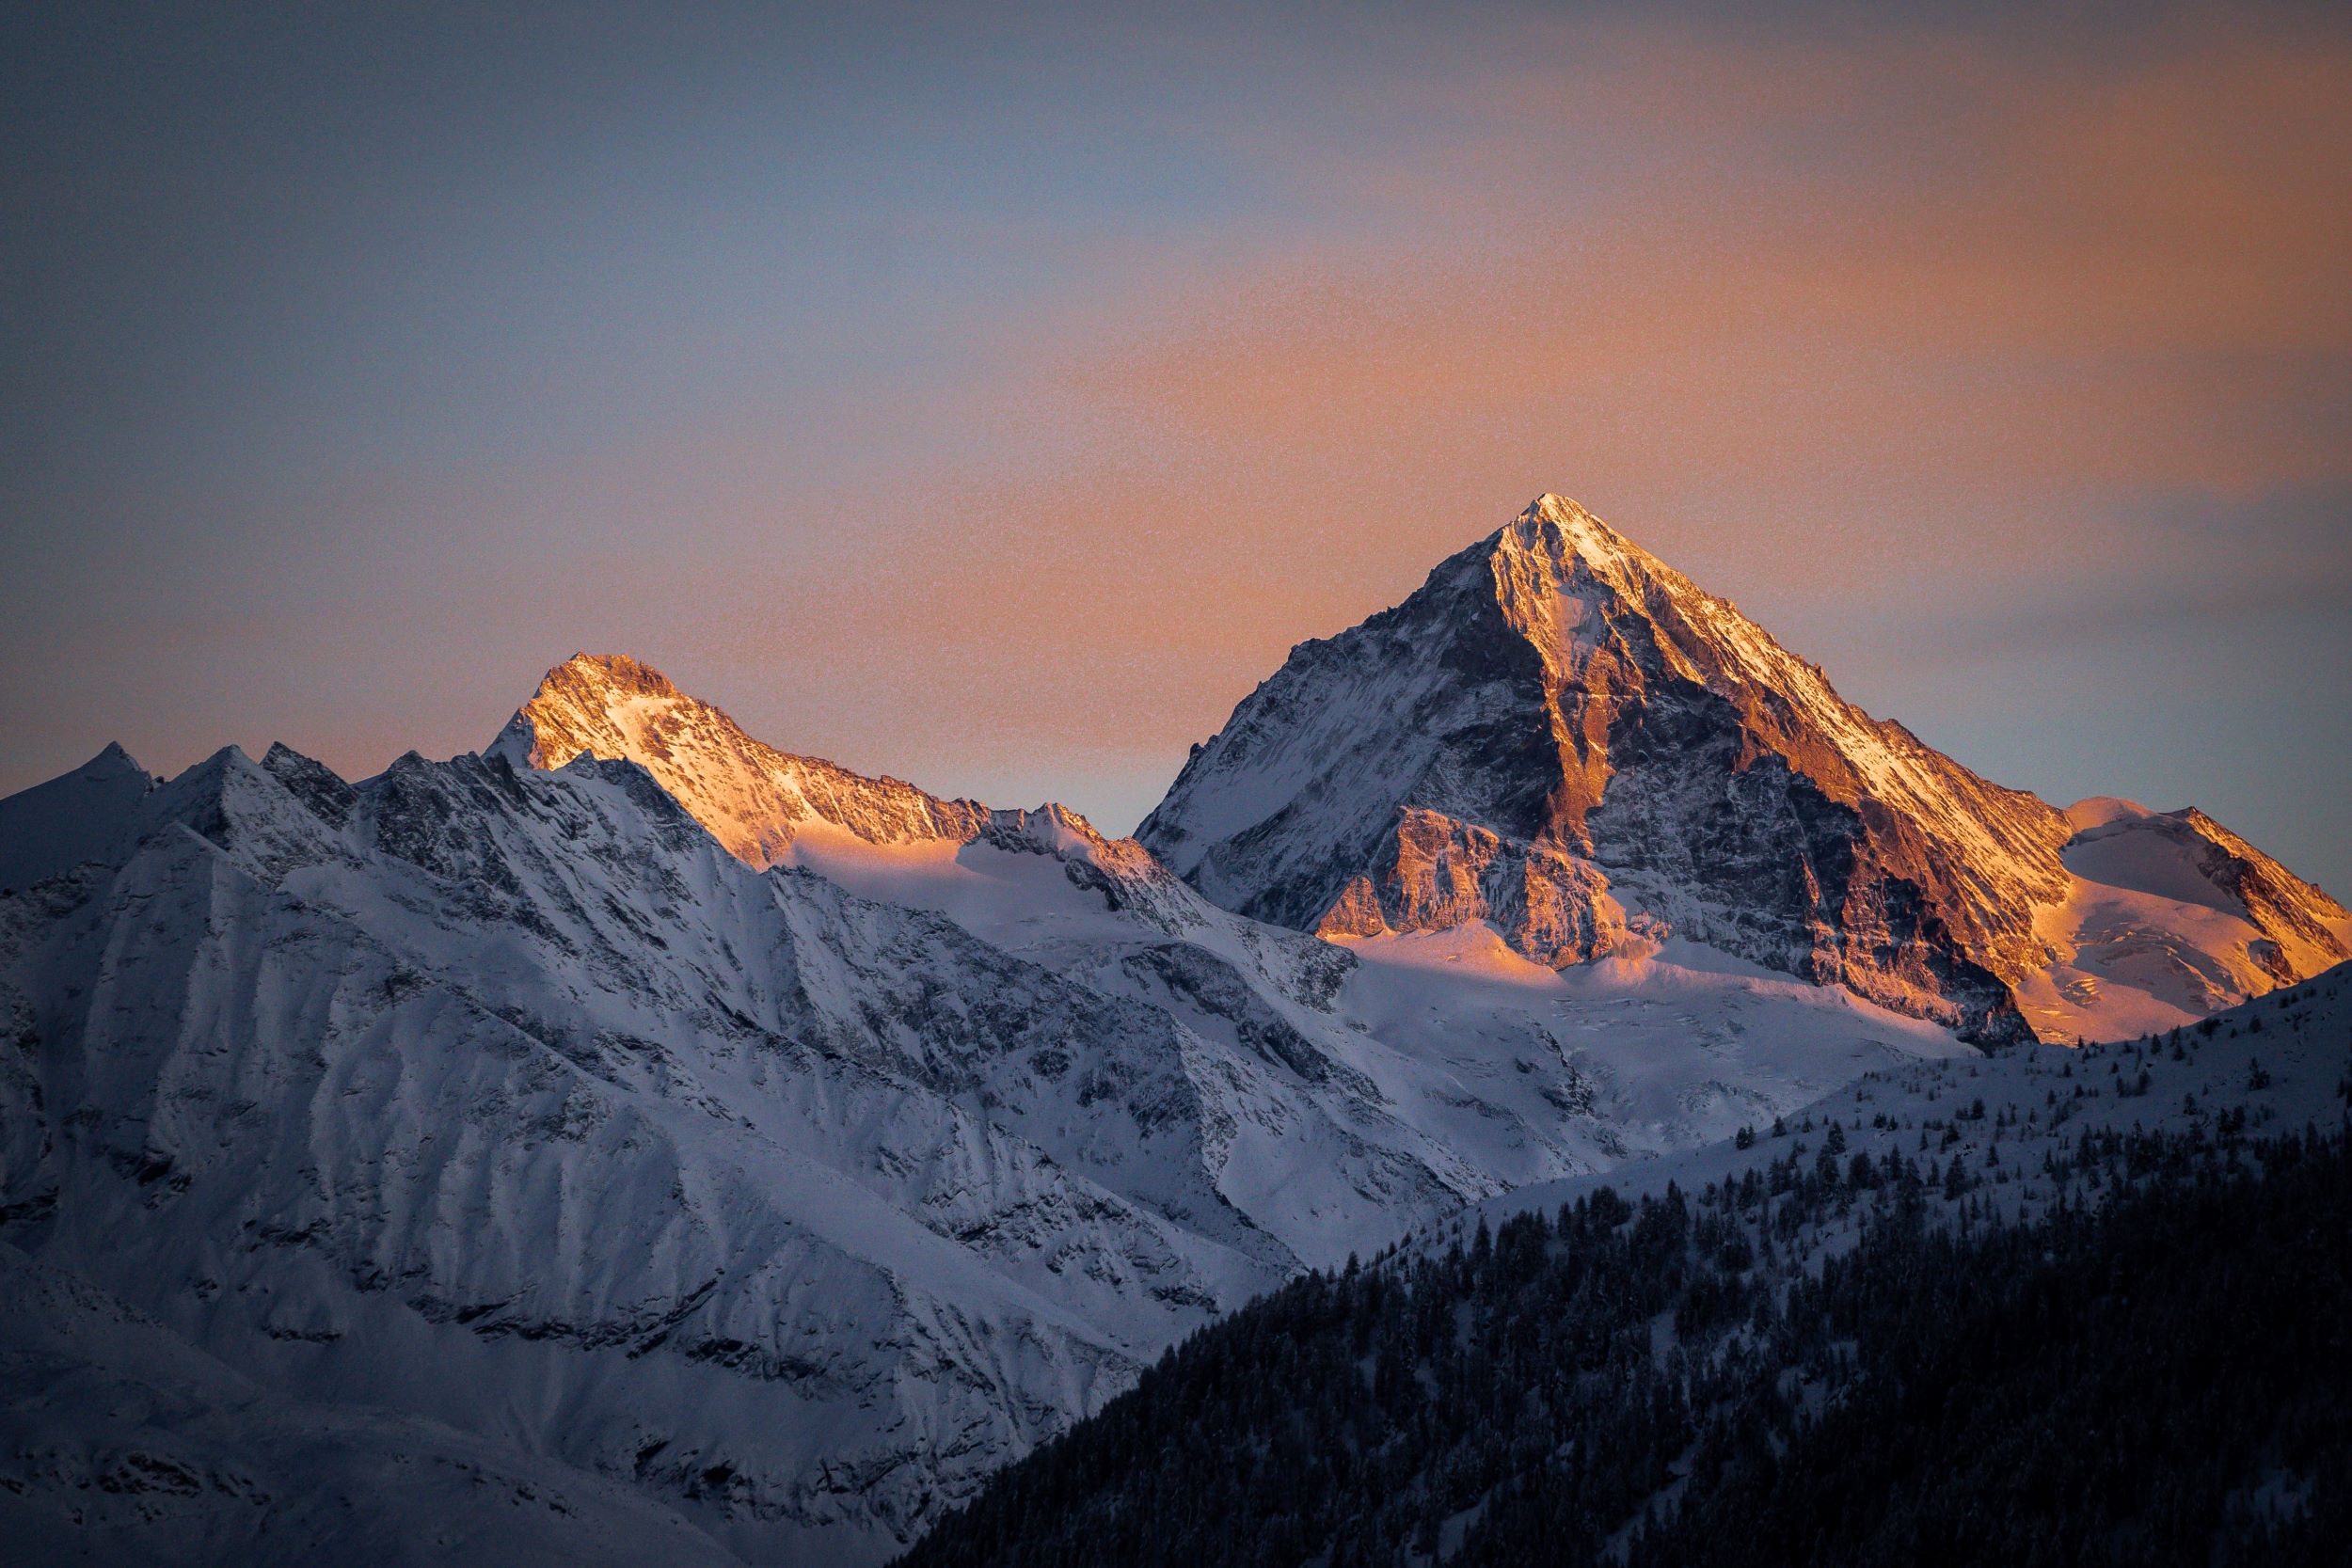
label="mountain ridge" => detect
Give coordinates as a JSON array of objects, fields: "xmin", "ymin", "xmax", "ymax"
[
  {"xmin": 2, "ymin": 656, "xmax": 1972, "ymax": 1565},
  {"xmin": 1, "ymin": 493, "xmax": 2341, "ymax": 1565},
  {"xmin": 489, "ymin": 652, "xmax": 1000, "ymax": 865}
]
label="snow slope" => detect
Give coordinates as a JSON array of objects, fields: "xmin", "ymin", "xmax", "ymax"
[
  {"xmin": 0, "ymin": 1242, "xmax": 739, "ymax": 1567},
  {"xmin": 1141, "ymin": 495, "xmax": 2347, "ymax": 1044},
  {"xmin": 2018, "ymin": 802, "xmax": 2352, "ymax": 1041},
  {"xmin": 1467, "ymin": 959, "xmax": 2352, "ymax": 1243},
  {"xmin": 0, "ymin": 742, "xmax": 151, "ymax": 894}
]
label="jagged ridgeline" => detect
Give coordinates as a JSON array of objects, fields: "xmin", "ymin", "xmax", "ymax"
[
  {"xmin": 900, "ymin": 977, "xmax": 2352, "ymax": 1568},
  {"xmin": 0, "ymin": 636, "xmax": 1979, "ymax": 1564}
]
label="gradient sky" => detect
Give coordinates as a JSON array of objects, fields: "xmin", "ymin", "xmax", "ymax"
[{"xmin": 5, "ymin": 1, "xmax": 2348, "ymax": 889}]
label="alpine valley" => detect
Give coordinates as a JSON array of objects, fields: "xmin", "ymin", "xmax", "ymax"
[{"xmin": 2, "ymin": 498, "xmax": 2344, "ymax": 1566}]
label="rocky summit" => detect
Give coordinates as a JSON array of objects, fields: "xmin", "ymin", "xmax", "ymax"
[{"xmin": 1141, "ymin": 495, "xmax": 2348, "ymax": 1043}]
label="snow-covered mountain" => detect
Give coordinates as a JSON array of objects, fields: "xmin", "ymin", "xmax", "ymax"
[
  {"xmin": 2023, "ymin": 796, "xmax": 2352, "ymax": 1041},
  {"xmin": 490, "ymin": 654, "xmax": 1969, "ymax": 1212},
  {"xmin": 1141, "ymin": 494, "xmax": 2349, "ymax": 1045},
  {"xmin": 1, "ymin": 550, "xmax": 2332, "ymax": 1563},
  {"xmin": 0, "ymin": 740, "xmax": 151, "ymax": 894},
  {"xmin": 0, "ymin": 652, "xmax": 1977, "ymax": 1565},
  {"xmin": 4, "ymin": 740, "xmax": 1281, "ymax": 1564}
]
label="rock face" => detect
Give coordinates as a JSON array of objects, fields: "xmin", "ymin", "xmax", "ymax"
[{"xmin": 1140, "ymin": 495, "xmax": 2348, "ymax": 1041}]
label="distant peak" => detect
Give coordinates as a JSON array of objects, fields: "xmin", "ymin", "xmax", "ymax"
[
  {"xmin": 86, "ymin": 740, "xmax": 144, "ymax": 777},
  {"xmin": 491, "ymin": 655, "xmax": 679, "ymax": 772},
  {"xmin": 1526, "ymin": 492, "xmax": 1597, "ymax": 525},
  {"xmin": 485, "ymin": 651, "xmax": 1001, "ymax": 867},
  {"xmin": 261, "ymin": 740, "xmax": 346, "ymax": 784},
  {"xmin": 544, "ymin": 652, "xmax": 680, "ymax": 701},
  {"xmin": 2063, "ymin": 797, "xmax": 2153, "ymax": 833},
  {"xmin": 1501, "ymin": 494, "xmax": 1636, "ymax": 555},
  {"xmin": 490, "ymin": 654, "xmax": 691, "ymax": 768}
]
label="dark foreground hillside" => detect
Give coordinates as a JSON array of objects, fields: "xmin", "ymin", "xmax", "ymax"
[{"xmin": 899, "ymin": 1121, "xmax": 2351, "ymax": 1568}]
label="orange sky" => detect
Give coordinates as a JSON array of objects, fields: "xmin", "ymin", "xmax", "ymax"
[{"xmin": 5, "ymin": 3, "xmax": 2348, "ymax": 884}]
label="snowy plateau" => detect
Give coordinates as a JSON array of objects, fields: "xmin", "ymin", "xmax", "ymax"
[{"xmin": 1, "ymin": 496, "xmax": 2344, "ymax": 1566}]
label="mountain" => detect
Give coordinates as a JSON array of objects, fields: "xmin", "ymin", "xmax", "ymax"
[
  {"xmin": 2026, "ymin": 797, "xmax": 2352, "ymax": 1040},
  {"xmin": 2, "ymin": 561, "xmax": 2330, "ymax": 1563},
  {"xmin": 0, "ymin": 658, "xmax": 1968, "ymax": 1566},
  {"xmin": 897, "ymin": 963, "xmax": 2352, "ymax": 1568},
  {"xmin": 490, "ymin": 655, "xmax": 1965, "ymax": 1220},
  {"xmin": 1140, "ymin": 495, "xmax": 2349, "ymax": 1044}
]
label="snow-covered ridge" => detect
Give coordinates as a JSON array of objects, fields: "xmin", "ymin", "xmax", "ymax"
[
  {"xmin": 477, "ymin": 655, "xmax": 1962, "ymax": 1214},
  {"xmin": 1, "ymin": 668, "xmax": 1968, "ymax": 1565},
  {"xmin": 2020, "ymin": 800, "xmax": 2352, "ymax": 1042},
  {"xmin": 0, "ymin": 740, "xmax": 152, "ymax": 894},
  {"xmin": 490, "ymin": 653, "xmax": 995, "ymax": 866},
  {"xmin": 1, "ymin": 738, "xmax": 1291, "ymax": 1564},
  {"xmin": 1141, "ymin": 494, "xmax": 2348, "ymax": 1044}
]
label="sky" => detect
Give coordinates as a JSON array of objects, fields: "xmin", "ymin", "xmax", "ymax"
[{"xmin": 4, "ymin": 1, "xmax": 2348, "ymax": 890}]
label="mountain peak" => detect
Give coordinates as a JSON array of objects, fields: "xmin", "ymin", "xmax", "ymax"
[
  {"xmin": 0, "ymin": 741, "xmax": 157, "ymax": 891},
  {"xmin": 553, "ymin": 651, "xmax": 679, "ymax": 698},
  {"xmin": 1515, "ymin": 491, "xmax": 1616, "ymax": 545},
  {"xmin": 2063, "ymin": 796, "xmax": 2153, "ymax": 833},
  {"xmin": 491, "ymin": 653, "xmax": 688, "ymax": 773},
  {"xmin": 1502, "ymin": 491, "xmax": 1629, "ymax": 562},
  {"xmin": 487, "ymin": 653, "xmax": 992, "ymax": 868},
  {"xmin": 79, "ymin": 740, "xmax": 145, "ymax": 779},
  {"xmin": 1488, "ymin": 492, "xmax": 1719, "ymax": 632},
  {"xmin": 1143, "ymin": 492, "xmax": 2344, "ymax": 1042}
]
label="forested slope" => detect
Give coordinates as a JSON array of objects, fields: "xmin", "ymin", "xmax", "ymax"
[{"xmin": 900, "ymin": 973, "xmax": 2352, "ymax": 1567}]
